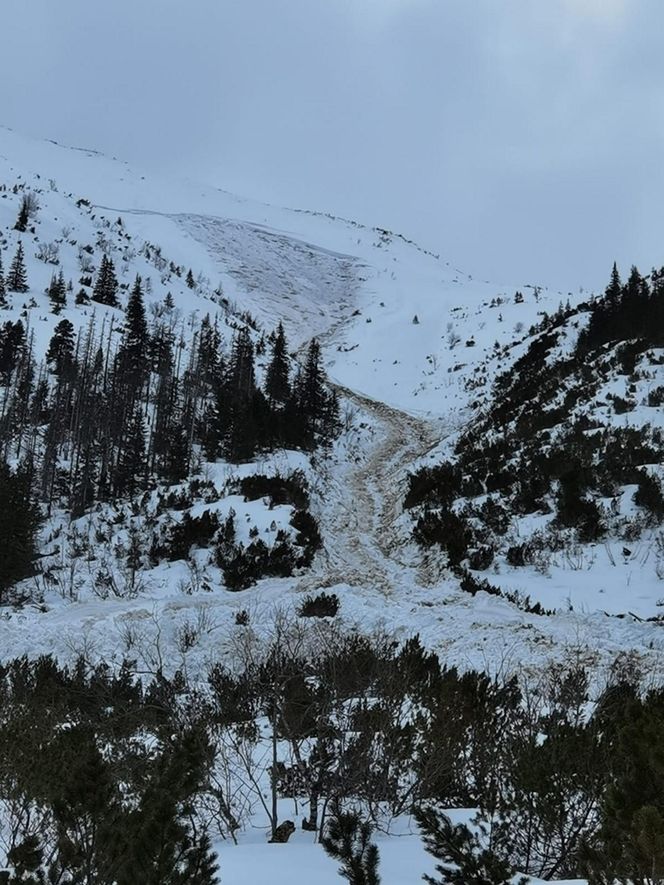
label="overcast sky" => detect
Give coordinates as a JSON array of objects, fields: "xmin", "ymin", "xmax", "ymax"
[{"xmin": 1, "ymin": 0, "xmax": 663, "ymax": 291}]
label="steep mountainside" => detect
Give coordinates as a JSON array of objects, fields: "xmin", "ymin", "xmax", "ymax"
[{"xmin": 0, "ymin": 126, "xmax": 663, "ymax": 682}]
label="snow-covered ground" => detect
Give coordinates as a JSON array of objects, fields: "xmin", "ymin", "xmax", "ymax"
[{"xmin": 216, "ymin": 839, "xmax": 583, "ymax": 885}]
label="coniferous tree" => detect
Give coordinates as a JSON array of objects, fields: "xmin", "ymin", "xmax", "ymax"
[
  {"xmin": 0, "ymin": 461, "xmax": 41, "ymax": 601},
  {"xmin": 577, "ymin": 261, "xmax": 664, "ymax": 353},
  {"xmin": 620, "ymin": 265, "xmax": 649, "ymax": 339},
  {"xmin": 265, "ymin": 322, "xmax": 290, "ymax": 407},
  {"xmin": 162, "ymin": 410, "xmax": 191, "ymax": 483},
  {"xmin": 224, "ymin": 327, "xmax": 257, "ymax": 461},
  {"xmin": 322, "ymin": 807, "xmax": 381, "ymax": 885},
  {"xmin": 46, "ymin": 320, "xmax": 76, "ymax": 378},
  {"xmin": 28, "ymin": 375, "xmax": 49, "ymax": 427},
  {"xmin": 605, "ymin": 260, "xmax": 622, "ymax": 307},
  {"xmin": 115, "ymin": 729, "xmax": 218, "ymax": 885},
  {"xmin": 197, "ymin": 314, "xmax": 222, "ymax": 390},
  {"xmin": 0, "ymin": 320, "xmax": 26, "ymax": 384},
  {"xmin": 650, "ymin": 266, "xmax": 664, "ymax": 339},
  {"xmin": 0, "ymin": 252, "xmax": 7, "ymax": 307},
  {"xmin": 292, "ymin": 338, "xmax": 338, "ymax": 448},
  {"xmin": 580, "ymin": 688, "xmax": 664, "ymax": 885},
  {"xmin": 7, "ymin": 242, "xmax": 28, "ymax": 293},
  {"xmin": 115, "ymin": 405, "xmax": 146, "ymax": 497},
  {"xmin": 201, "ymin": 356, "xmax": 227, "ymax": 461},
  {"xmin": 149, "ymin": 325, "xmax": 177, "ymax": 475},
  {"xmin": 116, "ymin": 276, "xmax": 150, "ymax": 397},
  {"xmin": 415, "ymin": 805, "xmax": 525, "ymax": 885},
  {"xmin": 47, "ymin": 270, "xmax": 67, "ymax": 314},
  {"xmin": 13, "ymin": 196, "xmax": 29, "ymax": 232},
  {"xmin": 92, "ymin": 253, "xmax": 120, "ymax": 307}
]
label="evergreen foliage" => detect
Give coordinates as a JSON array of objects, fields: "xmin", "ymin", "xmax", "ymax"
[
  {"xmin": 13, "ymin": 196, "xmax": 29, "ymax": 232},
  {"xmin": 46, "ymin": 319, "xmax": 76, "ymax": 377},
  {"xmin": 0, "ymin": 252, "xmax": 7, "ymax": 307},
  {"xmin": 415, "ymin": 806, "xmax": 525, "ymax": 885},
  {"xmin": 0, "ymin": 290, "xmax": 336, "ymax": 596},
  {"xmin": 406, "ymin": 258, "xmax": 664, "ymax": 580},
  {"xmin": 7, "ymin": 242, "xmax": 28, "ymax": 293},
  {"xmin": 116, "ymin": 275, "xmax": 150, "ymax": 395},
  {"xmin": 293, "ymin": 339, "xmax": 339, "ymax": 448},
  {"xmin": 322, "ymin": 807, "xmax": 381, "ymax": 885},
  {"xmin": 236, "ymin": 471, "xmax": 309, "ymax": 509},
  {"xmin": 0, "ymin": 631, "xmax": 660, "ymax": 883},
  {"xmin": 578, "ymin": 262, "xmax": 664, "ymax": 352},
  {"xmin": 92, "ymin": 253, "xmax": 120, "ymax": 307},
  {"xmin": 265, "ymin": 322, "xmax": 291, "ymax": 407},
  {"xmin": 0, "ymin": 462, "xmax": 40, "ymax": 600},
  {"xmin": 0, "ymin": 320, "xmax": 25, "ymax": 384},
  {"xmin": 633, "ymin": 469, "xmax": 664, "ymax": 521},
  {"xmin": 0, "ymin": 658, "xmax": 219, "ymax": 884},
  {"xmin": 47, "ymin": 270, "xmax": 67, "ymax": 313},
  {"xmin": 298, "ymin": 591, "xmax": 340, "ymax": 618},
  {"xmin": 115, "ymin": 405, "xmax": 146, "ymax": 497}
]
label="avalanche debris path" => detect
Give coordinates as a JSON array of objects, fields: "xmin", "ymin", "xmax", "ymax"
[{"xmin": 296, "ymin": 385, "xmax": 443, "ymax": 596}]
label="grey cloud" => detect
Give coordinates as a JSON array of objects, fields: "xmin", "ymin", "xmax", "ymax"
[{"xmin": 1, "ymin": 0, "xmax": 664, "ymax": 291}]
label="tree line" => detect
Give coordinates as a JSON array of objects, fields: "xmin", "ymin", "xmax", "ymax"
[{"xmin": 578, "ymin": 261, "xmax": 664, "ymax": 353}]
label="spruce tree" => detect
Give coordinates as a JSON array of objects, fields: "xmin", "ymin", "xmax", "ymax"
[
  {"xmin": 116, "ymin": 275, "xmax": 150, "ymax": 395},
  {"xmin": 620, "ymin": 265, "xmax": 648, "ymax": 339},
  {"xmin": 606, "ymin": 261, "xmax": 622, "ymax": 307},
  {"xmin": 0, "ymin": 461, "xmax": 41, "ymax": 601},
  {"xmin": 265, "ymin": 322, "xmax": 290, "ymax": 407},
  {"xmin": 48, "ymin": 270, "xmax": 67, "ymax": 314},
  {"xmin": 46, "ymin": 320, "xmax": 76, "ymax": 377},
  {"xmin": 224, "ymin": 328, "xmax": 257, "ymax": 461},
  {"xmin": 115, "ymin": 405, "xmax": 146, "ymax": 497},
  {"xmin": 292, "ymin": 338, "xmax": 338, "ymax": 448},
  {"xmin": 92, "ymin": 253, "xmax": 120, "ymax": 307},
  {"xmin": 197, "ymin": 314, "xmax": 221, "ymax": 390},
  {"xmin": 0, "ymin": 252, "xmax": 7, "ymax": 307},
  {"xmin": 7, "ymin": 242, "xmax": 28, "ymax": 293},
  {"xmin": 13, "ymin": 196, "xmax": 29, "ymax": 232},
  {"xmin": 149, "ymin": 329, "xmax": 177, "ymax": 474},
  {"xmin": 0, "ymin": 320, "xmax": 26, "ymax": 384}
]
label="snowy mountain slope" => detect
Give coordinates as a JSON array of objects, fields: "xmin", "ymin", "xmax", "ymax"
[
  {"xmin": 1, "ymin": 124, "xmax": 664, "ymax": 681},
  {"xmin": 0, "ymin": 125, "xmax": 577, "ymax": 414}
]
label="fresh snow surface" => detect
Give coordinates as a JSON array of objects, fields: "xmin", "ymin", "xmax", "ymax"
[{"xmin": 213, "ymin": 814, "xmax": 585, "ymax": 884}]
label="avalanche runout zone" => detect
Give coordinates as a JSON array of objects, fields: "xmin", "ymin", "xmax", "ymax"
[{"xmin": 296, "ymin": 385, "xmax": 443, "ymax": 597}]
